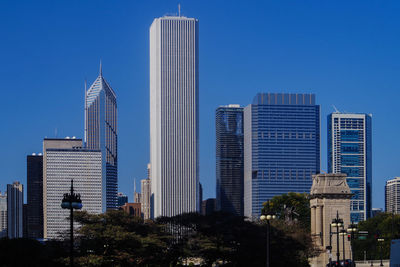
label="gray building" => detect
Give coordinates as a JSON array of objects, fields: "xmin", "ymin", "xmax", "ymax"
[
  {"xmin": 7, "ymin": 181, "xmax": 23, "ymax": 238},
  {"xmin": 85, "ymin": 65, "xmax": 118, "ymax": 209},
  {"xmin": 216, "ymin": 105, "xmax": 244, "ymax": 216},
  {"xmin": 0, "ymin": 192, "xmax": 6, "ymax": 238},
  {"xmin": 244, "ymin": 93, "xmax": 320, "ymax": 218},
  {"xmin": 43, "ymin": 138, "xmax": 104, "ymax": 239}
]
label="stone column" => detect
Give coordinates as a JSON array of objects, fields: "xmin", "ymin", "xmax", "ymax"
[
  {"xmin": 311, "ymin": 206, "xmax": 316, "ymax": 235},
  {"xmin": 315, "ymin": 205, "xmax": 322, "ymax": 245}
]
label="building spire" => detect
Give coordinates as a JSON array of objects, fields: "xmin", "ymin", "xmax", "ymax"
[{"xmin": 99, "ymin": 59, "xmax": 102, "ymax": 77}]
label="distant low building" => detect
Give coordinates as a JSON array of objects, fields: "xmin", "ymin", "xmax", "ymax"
[
  {"xmin": 117, "ymin": 193, "xmax": 128, "ymax": 207},
  {"xmin": 372, "ymin": 208, "xmax": 383, "ymax": 217},
  {"xmin": 120, "ymin": 203, "xmax": 141, "ymax": 217},
  {"xmin": 201, "ymin": 198, "xmax": 216, "ymax": 216}
]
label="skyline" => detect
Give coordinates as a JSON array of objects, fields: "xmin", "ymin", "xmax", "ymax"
[{"xmin": 2, "ymin": 1, "xmax": 400, "ymax": 209}]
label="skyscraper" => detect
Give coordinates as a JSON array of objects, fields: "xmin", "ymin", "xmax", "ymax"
[
  {"xmin": 244, "ymin": 93, "xmax": 320, "ymax": 218},
  {"xmin": 0, "ymin": 192, "xmax": 6, "ymax": 238},
  {"xmin": 216, "ymin": 105, "xmax": 244, "ymax": 216},
  {"xmin": 43, "ymin": 138, "xmax": 104, "ymax": 239},
  {"xmin": 7, "ymin": 181, "xmax": 23, "ymax": 238},
  {"xmin": 141, "ymin": 178, "xmax": 151, "ymax": 220},
  {"xmin": 328, "ymin": 112, "xmax": 372, "ymax": 222},
  {"xmin": 27, "ymin": 153, "xmax": 43, "ymax": 239},
  {"xmin": 150, "ymin": 15, "xmax": 199, "ymax": 217},
  {"xmin": 85, "ymin": 65, "xmax": 118, "ymax": 210},
  {"xmin": 385, "ymin": 177, "xmax": 400, "ymax": 214}
]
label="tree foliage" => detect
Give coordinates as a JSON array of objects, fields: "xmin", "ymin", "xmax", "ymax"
[
  {"xmin": 353, "ymin": 212, "xmax": 400, "ymax": 260},
  {"xmin": 262, "ymin": 192, "xmax": 311, "ymax": 230}
]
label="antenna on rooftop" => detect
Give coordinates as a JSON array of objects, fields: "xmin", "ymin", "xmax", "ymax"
[
  {"xmin": 332, "ymin": 105, "xmax": 340, "ymax": 113},
  {"xmin": 178, "ymin": 3, "xmax": 181, "ymax": 16},
  {"xmin": 55, "ymin": 128, "xmax": 58, "ymax": 138}
]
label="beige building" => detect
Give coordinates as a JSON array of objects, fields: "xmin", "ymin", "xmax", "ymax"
[{"xmin": 310, "ymin": 173, "xmax": 352, "ymax": 267}]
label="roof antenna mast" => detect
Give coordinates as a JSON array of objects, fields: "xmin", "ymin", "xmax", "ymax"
[{"xmin": 178, "ymin": 3, "xmax": 181, "ymax": 17}]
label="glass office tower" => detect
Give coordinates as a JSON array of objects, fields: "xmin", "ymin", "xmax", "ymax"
[
  {"xmin": 85, "ymin": 65, "xmax": 118, "ymax": 209},
  {"xmin": 216, "ymin": 105, "xmax": 244, "ymax": 216},
  {"xmin": 244, "ymin": 93, "xmax": 320, "ymax": 218},
  {"xmin": 328, "ymin": 113, "xmax": 372, "ymax": 222}
]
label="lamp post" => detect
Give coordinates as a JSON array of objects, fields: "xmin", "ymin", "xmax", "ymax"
[
  {"xmin": 347, "ymin": 222, "xmax": 357, "ymax": 267},
  {"xmin": 377, "ymin": 238, "xmax": 384, "ymax": 266},
  {"xmin": 61, "ymin": 180, "xmax": 83, "ymax": 267},
  {"xmin": 340, "ymin": 229, "xmax": 347, "ymax": 263},
  {"xmin": 331, "ymin": 211, "xmax": 344, "ymax": 265},
  {"xmin": 260, "ymin": 201, "xmax": 277, "ymax": 267}
]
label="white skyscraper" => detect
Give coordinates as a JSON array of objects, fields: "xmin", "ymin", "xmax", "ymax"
[
  {"xmin": 43, "ymin": 138, "xmax": 104, "ymax": 239},
  {"xmin": 150, "ymin": 15, "xmax": 199, "ymax": 218},
  {"xmin": 385, "ymin": 177, "xmax": 400, "ymax": 214}
]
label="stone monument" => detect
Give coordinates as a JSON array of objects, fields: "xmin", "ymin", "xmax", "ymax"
[{"xmin": 310, "ymin": 173, "xmax": 352, "ymax": 267}]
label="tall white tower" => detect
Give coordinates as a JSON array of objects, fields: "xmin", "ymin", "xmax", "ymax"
[{"xmin": 150, "ymin": 15, "xmax": 199, "ymax": 218}]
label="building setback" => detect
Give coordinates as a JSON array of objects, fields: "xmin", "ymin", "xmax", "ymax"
[
  {"xmin": 244, "ymin": 93, "xmax": 320, "ymax": 218},
  {"xmin": 328, "ymin": 112, "xmax": 372, "ymax": 222},
  {"xmin": 85, "ymin": 65, "xmax": 118, "ymax": 210},
  {"xmin": 150, "ymin": 15, "xmax": 199, "ymax": 217},
  {"xmin": 216, "ymin": 105, "xmax": 244, "ymax": 216},
  {"xmin": 385, "ymin": 177, "xmax": 400, "ymax": 214},
  {"xmin": 27, "ymin": 153, "xmax": 43, "ymax": 239},
  {"xmin": 7, "ymin": 181, "xmax": 23, "ymax": 238},
  {"xmin": 43, "ymin": 138, "xmax": 104, "ymax": 239}
]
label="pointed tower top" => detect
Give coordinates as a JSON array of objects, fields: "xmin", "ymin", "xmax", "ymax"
[{"xmin": 99, "ymin": 59, "xmax": 102, "ymax": 77}]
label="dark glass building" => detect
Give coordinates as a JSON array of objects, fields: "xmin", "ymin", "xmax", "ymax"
[
  {"xmin": 27, "ymin": 154, "xmax": 43, "ymax": 239},
  {"xmin": 216, "ymin": 105, "xmax": 244, "ymax": 216},
  {"xmin": 244, "ymin": 93, "xmax": 320, "ymax": 218}
]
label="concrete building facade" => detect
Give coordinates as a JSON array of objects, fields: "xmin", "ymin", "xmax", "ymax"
[
  {"xmin": 43, "ymin": 138, "xmax": 104, "ymax": 239},
  {"xmin": 385, "ymin": 177, "xmax": 400, "ymax": 214},
  {"xmin": 310, "ymin": 173, "xmax": 352, "ymax": 267}
]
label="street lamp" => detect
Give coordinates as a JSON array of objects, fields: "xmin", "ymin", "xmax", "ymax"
[
  {"xmin": 331, "ymin": 211, "xmax": 344, "ymax": 265},
  {"xmin": 377, "ymin": 238, "xmax": 384, "ymax": 266},
  {"xmin": 61, "ymin": 179, "xmax": 83, "ymax": 267},
  {"xmin": 340, "ymin": 229, "xmax": 347, "ymax": 264},
  {"xmin": 347, "ymin": 222, "xmax": 358, "ymax": 267},
  {"xmin": 260, "ymin": 201, "xmax": 277, "ymax": 267}
]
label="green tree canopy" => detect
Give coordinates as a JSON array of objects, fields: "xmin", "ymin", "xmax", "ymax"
[
  {"xmin": 353, "ymin": 212, "xmax": 400, "ymax": 260},
  {"xmin": 262, "ymin": 192, "xmax": 310, "ymax": 230}
]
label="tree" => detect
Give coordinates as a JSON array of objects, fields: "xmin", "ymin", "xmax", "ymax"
[
  {"xmin": 262, "ymin": 192, "xmax": 311, "ymax": 230},
  {"xmin": 353, "ymin": 212, "xmax": 400, "ymax": 260},
  {"xmin": 74, "ymin": 210, "xmax": 177, "ymax": 266}
]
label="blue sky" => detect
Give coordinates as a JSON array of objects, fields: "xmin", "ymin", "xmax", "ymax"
[{"xmin": 1, "ymin": 0, "xmax": 399, "ymax": 209}]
